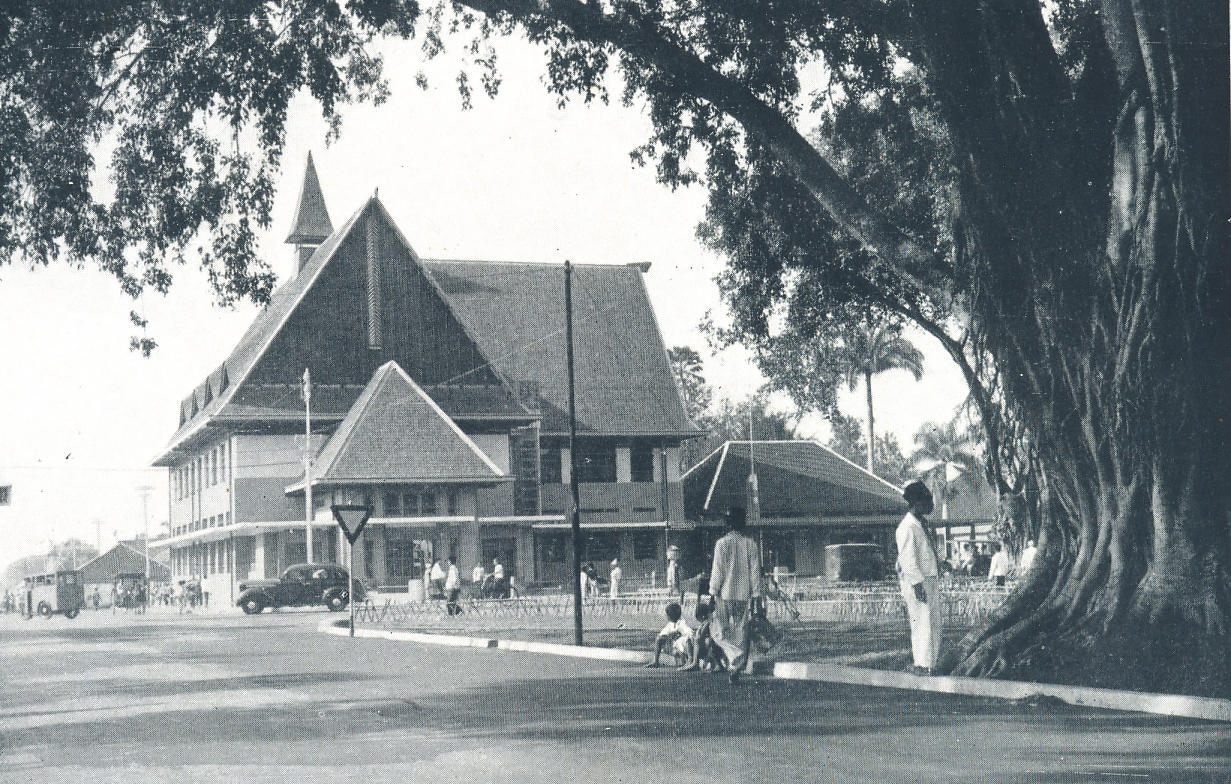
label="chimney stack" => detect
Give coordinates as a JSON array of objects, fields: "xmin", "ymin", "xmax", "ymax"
[{"xmin": 284, "ymin": 152, "xmax": 334, "ymax": 273}]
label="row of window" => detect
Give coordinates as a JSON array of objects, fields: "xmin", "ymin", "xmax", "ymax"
[
  {"xmin": 173, "ymin": 442, "xmax": 229, "ymax": 500},
  {"xmin": 174, "ymin": 511, "xmax": 231, "ymax": 537},
  {"xmin": 539, "ymin": 443, "xmax": 660, "ymax": 484},
  {"xmin": 536, "ymin": 530, "xmax": 660, "ymax": 564},
  {"xmin": 381, "ymin": 489, "xmax": 459, "ymax": 517},
  {"xmin": 172, "ymin": 538, "xmax": 233, "ymax": 577}
]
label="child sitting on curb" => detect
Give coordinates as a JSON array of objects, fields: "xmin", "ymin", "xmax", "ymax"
[
  {"xmin": 645, "ymin": 601, "xmax": 693, "ymax": 667},
  {"xmin": 679, "ymin": 592, "xmax": 727, "ymax": 672}
]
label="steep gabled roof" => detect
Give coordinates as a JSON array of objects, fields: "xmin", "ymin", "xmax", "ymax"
[
  {"xmin": 157, "ymin": 197, "xmax": 697, "ymax": 465},
  {"xmin": 287, "ymin": 361, "xmax": 507, "ymax": 489},
  {"xmin": 683, "ymin": 440, "xmax": 904, "ymax": 520},
  {"xmin": 284, "ymin": 152, "xmax": 333, "ymax": 244},
  {"xmin": 156, "ymin": 199, "xmax": 375, "ymax": 464},
  {"xmin": 422, "ymin": 259, "xmax": 699, "ymax": 435}
]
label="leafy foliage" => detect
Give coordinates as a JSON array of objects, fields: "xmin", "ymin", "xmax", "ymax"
[{"xmin": 0, "ymin": 0, "xmax": 423, "ymax": 350}]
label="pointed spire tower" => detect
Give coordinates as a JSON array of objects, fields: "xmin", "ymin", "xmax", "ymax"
[{"xmin": 284, "ymin": 152, "xmax": 334, "ymax": 272}]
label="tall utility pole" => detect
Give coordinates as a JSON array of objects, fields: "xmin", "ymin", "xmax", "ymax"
[
  {"xmin": 565, "ymin": 260, "xmax": 584, "ymax": 646},
  {"xmin": 303, "ymin": 368, "xmax": 314, "ymax": 563},
  {"xmin": 137, "ymin": 484, "xmax": 154, "ymax": 607}
]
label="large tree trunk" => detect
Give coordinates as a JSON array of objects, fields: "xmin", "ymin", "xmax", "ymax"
[{"xmin": 914, "ymin": 0, "xmax": 1231, "ymax": 695}]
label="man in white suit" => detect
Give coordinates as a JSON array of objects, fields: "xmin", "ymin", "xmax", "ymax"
[
  {"xmin": 710, "ymin": 505, "xmax": 762, "ymax": 683},
  {"xmin": 897, "ymin": 480, "xmax": 942, "ymax": 674}
]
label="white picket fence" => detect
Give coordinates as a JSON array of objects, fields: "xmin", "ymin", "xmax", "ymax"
[{"xmin": 353, "ymin": 580, "xmax": 1012, "ymax": 626}]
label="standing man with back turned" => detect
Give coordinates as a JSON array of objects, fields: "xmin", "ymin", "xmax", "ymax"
[
  {"xmin": 710, "ymin": 505, "xmax": 762, "ymax": 683},
  {"xmin": 897, "ymin": 481, "xmax": 942, "ymax": 675}
]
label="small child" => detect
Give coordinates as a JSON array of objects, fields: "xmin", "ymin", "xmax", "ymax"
[
  {"xmin": 679, "ymin": 594, "xmax": 727, "ymax": 672},
  {"xmin": 645, "ymin": 602, "xmax": 693, "ymax": 667}
]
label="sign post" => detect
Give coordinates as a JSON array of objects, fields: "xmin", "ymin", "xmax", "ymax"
[{"xmin": 331, "ymin": 504, "xmax": 372, "ymax": 638}]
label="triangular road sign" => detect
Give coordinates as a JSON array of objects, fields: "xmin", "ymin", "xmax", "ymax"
[{"xmin": 332, "ymin": 504, "xmax": 372, "ymax": 544}]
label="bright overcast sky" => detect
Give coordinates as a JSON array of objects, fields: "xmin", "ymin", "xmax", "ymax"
[{"xmin": 0, "ymin": 33, "xmax": 966, "ymax": 565}]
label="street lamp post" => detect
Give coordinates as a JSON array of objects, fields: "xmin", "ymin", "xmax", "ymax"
[{"xmin": 137, "ymin": 484, "xmax": 155, "ymax": 609}]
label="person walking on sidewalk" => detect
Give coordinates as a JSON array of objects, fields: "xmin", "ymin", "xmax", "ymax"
[
  {"xmin": 897, "ymin": 481, "xmax": 942, "ymax": 675},
  {"xmin": 709, "ymin": 505, "xmax": 762, "ymax": 683}
]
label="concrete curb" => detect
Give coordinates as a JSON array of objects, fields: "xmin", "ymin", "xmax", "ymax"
[
  {"xmin": 317, "ymin": 619, "xmax": 646, "ymax": 662},
  {"xmin": 773, "ymin": 661, "xmax": 1231, "ymax": 723},
  {"xmin": 316, "ymin": 620, "xmax": 1229, "ymax": 722}
]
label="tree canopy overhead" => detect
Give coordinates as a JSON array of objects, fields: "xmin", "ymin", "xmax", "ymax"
[{"xmin": 4, "ymin": 1, "xmax": 1228, "ymax": 693}]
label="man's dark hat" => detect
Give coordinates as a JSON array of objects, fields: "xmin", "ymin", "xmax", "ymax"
[{"xmin": 903, "ymin": 480, "xmax": 933, "ymax": 504}]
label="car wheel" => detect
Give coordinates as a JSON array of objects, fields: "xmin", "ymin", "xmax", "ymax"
[
  {"xmin": 64, "ymin": 608, "xmax": 79, "ymax": 619},
  {"xmin": 37, "ymin": 601, "xmax": 52, "ymax": 618},
  {"xmin": 327, "ymin": 590, "xmax": 348, "ymax": 611},
  {"xmin": 241, "ymin": 597, "xmax": 264, "ymax": 615}
]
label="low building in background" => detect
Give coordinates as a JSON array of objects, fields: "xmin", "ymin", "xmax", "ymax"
[
  {"xmin": 78, "ymin": 541, "xmax": 171, "ymax": 607},
  {"xmin": 681, "ymin": 440, "xmax": 905, "ymax": 578}
]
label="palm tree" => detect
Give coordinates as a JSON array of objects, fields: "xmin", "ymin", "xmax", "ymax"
[
  {"xmin": 843, "ymin": 321, "xmax": 924, "ymax": 473},
  {"xmin": 911, "ymin": 419, "xmax": 982, "ymax": 521}
]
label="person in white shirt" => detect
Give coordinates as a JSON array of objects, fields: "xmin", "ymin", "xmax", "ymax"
[
  {"xmin": 987, "ymin": 542, "xmax": 1012, "ymax": 586},
  {"xmin": 1019, "ymin": 540, "xmax": 1038, "ymax": 574},
  {"xmin": 897, "ymin": 481, "xmax": 942, "ymax": 674},
  {"xmin": 492, "ymin": 558, "xmax": 504, "ymax": 580},
  {"xmin": 444, "ymin": 558, "xmax": 462, "ymax": 615},
  {"xmin": 609, "ymin": 559, "xmax": 622, "ymax": 598},
  {"xmin": 472, "ymin": 564, "xmax": 485, "ymax": 585},
  {"xmin": 644, "ymin": 601, "xmax": 692, "ymax": 667},
  {"xmin": 710, "ymin": 505, "xmax": 762, "ymax": 683},
  {"xmin": 429, "ymin": 558, "xmax": 446, "ymax": 598}
]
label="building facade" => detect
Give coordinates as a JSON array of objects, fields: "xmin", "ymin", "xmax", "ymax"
[{"xmin": 153, "ymin": 157, "xmax": 700, "ymax": 603}]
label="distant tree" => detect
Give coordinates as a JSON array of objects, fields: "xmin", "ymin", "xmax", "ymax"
[
  {"xmin": 680, "ymin": 391, "xmax": 797, "ymax": 473},
  {"xmin": 667, "ymin": 345, "xmax": 712, "ymax": 425},
  {"xmin": 827, "ymin": 410, "xmax": 908, "ymax": 487},
  {"xmin": 842, "ymin": 319, "xmax": 923, "ymax": 474},
  {"xmin": 714, "ymin": 306, "xmax": 922, "ymax": 476},
  {"xmin": 911, "ymin": 420, "xmax": 983, "ymax": 522}
]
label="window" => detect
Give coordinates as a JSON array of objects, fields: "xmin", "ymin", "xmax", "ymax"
[
  {"xmin": 575, "ymin": 441, "xmax": 617, "ymax": 483},
  {"xmin": 447, "ymin": 491, "xmax": 458, "ymax": 516},
  {"xmin": 210, "ymin": 448, "xmax": 218, "ymax": 485},
  {"xmin": 763, "ymin": 529, "xmax": 797, "ymax": 572},
  {"xmin": 421, "ymin": 491, "xmax": 437, "ymax": 516},
  {"xmin": 220, "ymin": 443, "xmax": 227, "ymax": 484},
  {"xmin": 363, "ymin": 539, "xmax": 375, "ymax": 579},
  {"xmin": 383, "ymin": 491, "xmax": 400, "ymax": 517},
  {"xmin": 633, "ymin": 530, "xmax": 658, "ymax": 560},
  {"xmin": 224, "ymin": 511, "xmax": 231, "ymax": 527},
  {"xmin": 631, "ymin": 445, "xmax": 655, "ymax": 482},
  {"xmin": 539, "ymin": 445, "xmax": 562, "ymax": 484}
]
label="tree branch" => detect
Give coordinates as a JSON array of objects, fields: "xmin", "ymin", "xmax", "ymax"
[{"xmin": 458, "ymin": 0, "xmax": 935, "ymax": 284}]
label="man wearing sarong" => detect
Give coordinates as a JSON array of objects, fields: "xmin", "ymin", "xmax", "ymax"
[
  {"xmin": 897, "ymin": 480, "xmax": 942, "ymax": 674},
  {"xmin": 709, "ymin": 505, "xmax": 762, "ymax": 683}
]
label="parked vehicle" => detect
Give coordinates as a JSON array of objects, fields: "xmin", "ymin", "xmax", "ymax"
[
  {"xmin": 236, "ymin": 563, "xmax": 363, "ymax": 614},
  {"xmin": 22, "ymin": 570, "xmax": 85, "ymax": 619}
]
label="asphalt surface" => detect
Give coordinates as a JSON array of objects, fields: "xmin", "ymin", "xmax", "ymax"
[{"xmin": 2, "ymin": 609, "xmax": 1229, "ymax": 783}]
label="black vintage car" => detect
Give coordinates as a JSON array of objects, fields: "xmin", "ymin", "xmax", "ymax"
[{"xmin": 236, "ymin": 563, "xmax": 364, "ymax": 614}]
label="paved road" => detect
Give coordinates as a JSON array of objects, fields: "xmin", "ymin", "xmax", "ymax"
[{"xmin": 2, "ymin": 610, "xmax": 1229, "ymax": 783}]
